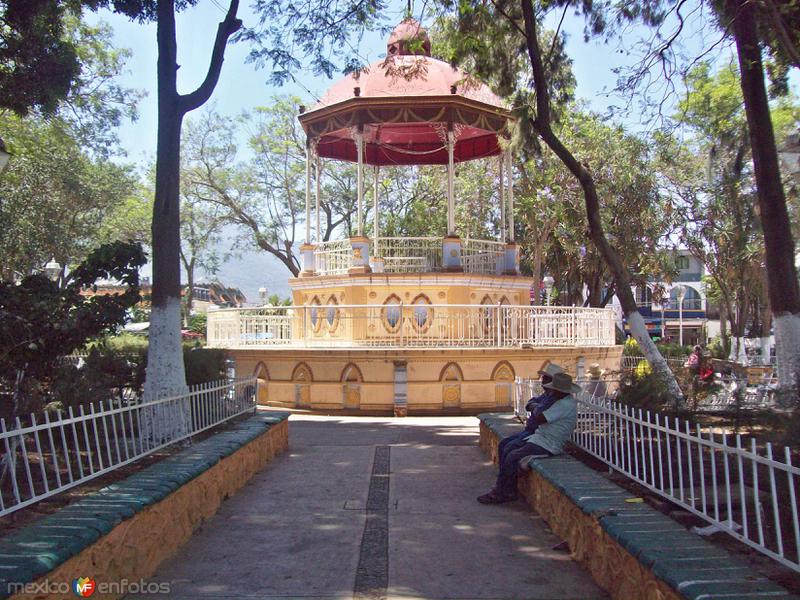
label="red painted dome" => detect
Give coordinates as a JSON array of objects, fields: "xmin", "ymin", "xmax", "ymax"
[{"xmin": 299, "ymin": 19, "xmax": 512, "ymax": 166}]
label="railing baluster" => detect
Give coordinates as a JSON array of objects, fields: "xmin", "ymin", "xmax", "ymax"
[
  {"xmin": 42, "ymin": 411, "xmax": 63, "ymax": 488},
  {"xmin": 68, "ymin": 407, "xmax": 84, "ymax": 479},
  {"xmin": 655, "ymin": 413, "xmax": 664, "ymax": 492},
  {"xmin": 752, "ymin": 438, "xmax": 765, "ymax": 546},
  {"xmin": 31, "ymin": 414, "xmax": 49, "ymax": 494},
  {"xmin": 109, "ymin": 400, "xmax": 122, "ymax": 464},
  {"xmin": 698, "ymin": 424, "xmax": 707, "ymax": 516},
  {"xmin": 722, "ymin": 433, "xmax": 733, "ymax": 527},
  {"xmin": 1, "ymin": 418, "xmax": 20, "ymax": 504},
  {"xmin": 90, "ymin": 403, "xmax": 104, "ymax": 471},
  {"xmin": 766, "ymin": 444, "xmax": 784, "ymax": 557},
  {"xmin": 736, "ymin": 435, "xmax": 749, "ymax": 539},
  {"xmin": 57, "ymin": 410, "xmax": 73, "ymax": 484},
  {"xmin": 16, "ymin": 416, "xmax": 35, "ymax": 499},
  {"xmin": 710, "ymin": 429, "xmax": 719, "ymax": 522},
  {"xmin": 685, "ymin": 420, "xmax": 695, "ymax": 510},
  {"xmin": 675, "ymin": 417, "xmax": 684, "ymax": 503},
  {"xmin": 785, "ymin": 447, "xmax": 800, "ymax": 564}
]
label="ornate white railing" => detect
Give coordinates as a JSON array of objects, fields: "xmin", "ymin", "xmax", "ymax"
[
  {"xmin": 377, "ymin": 237, "xmax": 442, "ymax": 273},
  {"xmin": 462, "ymin": 238, "xmax": 505, "ymax": 274},
  {"xmin": 0, "ymin": 378, "xmax": 257, "ymax": 518},
  {"xmin": 207, "ymin": 304, "xmax": 617, "ymax": 349},
  {"xmin": 314, "ymin": 237, "xmax": 509, "ymax": 275},
  {"xmin": 315, "ymin": 239, "xmax": 353, "ymax": 275}
]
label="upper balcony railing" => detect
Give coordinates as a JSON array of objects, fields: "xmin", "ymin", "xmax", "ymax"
[
  {"xmin": 314, "ymin": 237, "xmax": 507, "ymax": 276},
  {"xmin": 207, "ymin": 304, "xmax": 617, "ymax": 349}
]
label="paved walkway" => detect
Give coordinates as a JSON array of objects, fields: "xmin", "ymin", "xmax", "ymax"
[{"xmin": 129, "ymin": 413, "xmax": 607, "ymax": 600}]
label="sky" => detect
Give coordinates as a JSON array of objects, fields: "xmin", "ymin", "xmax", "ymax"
[{"xmin": 85, "ymin": 1, "xmax": 796, "ymax": 304}]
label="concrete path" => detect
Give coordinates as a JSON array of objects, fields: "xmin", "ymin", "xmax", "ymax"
[{"xmin": 129, "ymin": 413, "xmax": 607, "ymax": 600}]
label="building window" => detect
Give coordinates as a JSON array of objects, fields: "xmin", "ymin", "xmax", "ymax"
[
  {"xmin": 326, "ymin": 296, "xmax": 340, "ymax": 331},
  {"xmin": 676, "ymin": 256, "xmax": 690, "ymax": 270},
  {"xmin": 309, "ymin": 297, "xmax": 322, "ymax": 332},
  {"xmin": 382, "ymin": 294, "xmax": 402, "ymax": 333},
  {"xmin": 412, "ymin": 294, "xmax": 433, "ymax": 331}
]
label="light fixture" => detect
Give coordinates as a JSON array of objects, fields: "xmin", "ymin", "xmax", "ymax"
[
  {"xmin": 258, "ymin": 286, "xmax": 268, "ymax": 305},
  {"xmin": 44, "ymin": 258, "xmax": 61, "ymax": 282}
]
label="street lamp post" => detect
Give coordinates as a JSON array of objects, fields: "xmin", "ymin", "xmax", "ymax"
[
  {"xmin": 677, "ymin": 285, "xmax": 687, "ymax": 347},
  {"xmin": 258, "ymin": 286, "xmax": 268, "ymax": 306},
  {"xmin": 543, "ymin": 275, "xmax": 554, "ymax": 306}
]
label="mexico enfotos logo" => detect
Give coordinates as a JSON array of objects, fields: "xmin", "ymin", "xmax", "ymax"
[{"xmin": 6, "ymin": 577, "xmax": 170, "ymax": 597}]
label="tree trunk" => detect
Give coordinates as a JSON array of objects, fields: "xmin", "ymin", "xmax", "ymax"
[
  {"xmin": 144, "ymin": 0, "xmax": 188, "ymax": 402},
  {"xmin": 519, "ymin": 0, "xmax": 682, "ymax": 402},
  {"xmin": 531, "ymin": 243, "xmax": 542, "ymax": 305},
  {"xmin": 728, "ymin": 0, "xmax": 800, "ymax": 398},
  {"xmin": 143, "ymin": 0, "xmax": 240, "ymax": 403}
]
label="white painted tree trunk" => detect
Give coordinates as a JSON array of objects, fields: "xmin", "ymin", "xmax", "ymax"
[
  {"xmin": 143, "ymin": 297, "xmax": 190, "ymax": 447},
  {"xmin": 759, "ymin": 336, "xmax": 773, "ymax": 365},
  {"xmin": 774, "ymin": 313, "xmax": 800, "ymax": 398},
  {"xmin": 628, "ymin": 312, "xmax": 684, "ymax": 403},
  {"xmin": 729, "ymin": 337, "xmax": 748, "ymax": 364}
]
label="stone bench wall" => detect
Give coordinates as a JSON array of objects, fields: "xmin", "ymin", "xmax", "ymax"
[
  {"xmin": 2, "ymin": 412, "xmax": 289, "ymax": 600},
  {"xmin": 479, "ymin": 413, "xmax": 798, "ymax": 600}
]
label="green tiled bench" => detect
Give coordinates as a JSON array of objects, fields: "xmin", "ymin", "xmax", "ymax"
[
  {"xmin": 0, "ymin": 412, "xmax": 289, "ymax": 599},
  {"xmin": 478, "ymin": 413, "xmax": 798, "ymax": 600}
]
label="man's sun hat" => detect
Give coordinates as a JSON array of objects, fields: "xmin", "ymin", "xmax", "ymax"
[
  {"xmin": 543, "ymin": 372, "xmax": 582, "ymax": 395},
  {"xmin": 537, "ymin": 362, "xmax": 564, "ymax": 378},
  {"xmin": 588, "ymin": 363, "xmax": 604, "ymax": 378}
]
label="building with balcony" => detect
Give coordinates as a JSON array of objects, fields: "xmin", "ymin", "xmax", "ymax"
[
  {"xmin": 627, "ymin": 250, "xmax": 708, "ymax": 346},
  {"xmin": 206, "ymin": 19, "xmax": 621, "ymax": 415}
]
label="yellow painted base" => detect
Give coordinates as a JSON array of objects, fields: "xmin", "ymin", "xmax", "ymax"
[{"xmin": 243, "ymin": 346, "xmax": 622, "ymax": 414}]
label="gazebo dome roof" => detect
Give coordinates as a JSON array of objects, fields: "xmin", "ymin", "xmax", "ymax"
[{"xmin": 298, "ymin": 19, "xmax": 512, "ymax": 166}]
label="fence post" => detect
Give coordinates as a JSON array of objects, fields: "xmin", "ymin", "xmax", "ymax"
[
  {"xmin": 496, "ymin": 303, "xmax": 502, "ymax": 347},
  {"xmin": 399, "ymin": 302, "xmax": 404, "ymax": 347}
]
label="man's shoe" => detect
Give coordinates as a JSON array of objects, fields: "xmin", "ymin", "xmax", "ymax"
[{"xmin": 477, "ymin": 491, "xmax": 518, "ymax": 504}]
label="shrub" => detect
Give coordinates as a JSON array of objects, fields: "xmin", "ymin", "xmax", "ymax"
[
  {"xmin": 623, "ymin": 337, "xmax": 641, "ymax": 355},
  {"xmin": 186, "ymin": 313, "xmax": 207, "ymax": 335},
  {"xmin": 183, "ymin": 347, "xmax": 229, "ymax": 386}
]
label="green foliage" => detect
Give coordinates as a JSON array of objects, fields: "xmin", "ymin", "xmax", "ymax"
[
  {"xmin": 617, "ymin": 370, "xmax": 673, "ymax": 413},
  {"xmin": 0, "ymin": 242, "xmax": 146, "ymax": 415},
  {"xmin": 183, "ymin": 348, "xmax": 228, "ymax": 386},
  {"xmin": 0, "ymin": 17, "xmax": 147, "ymax": 280},
  {"xmin": 707, "ymin": 336, "xmax": 730, "ymax": 360},
  {"xmin": 186, "ymin": 313, "xmax": 207, "ymax": 335},
  {"xmin": 623, "ymin": 337, "xmax": 641, "ymax": 356},
  {"xmin": 654, "ymin": 343, "xmax": 692, "ymax": 358}
]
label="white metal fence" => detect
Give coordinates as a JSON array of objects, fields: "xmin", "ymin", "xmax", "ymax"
[
  {"xmin": 515, "ymin": 377, "xmax": 800, "ymax": 573},
  {"xmin": 0, "ymin": 377, "xmax": 257, "ymax": 518},
  {"xmin": 207, "ymin": 304, "xmax": 617, "ymax": 349},
  {"xmin": 315, "ymin": 239, "xmax": 354, "ymax": 275}
]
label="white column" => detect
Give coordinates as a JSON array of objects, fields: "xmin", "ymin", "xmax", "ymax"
[
  {"xmin": 356, "ymin": 130, "xmax": 364, "ymax": 237},
  {"xmin": 305, "ymin": 141, "xmax": 312, "ymax": 244},
  {"xmin": 315, "ymin": 152, "xmax": 321, "ymax": 243},
  {"xmin": 447, "ymin": 128, "xmax": 455, "ymax": 236},
  {"xmin": 373, "ymin": 166, "xmax": 380, "ymax": 245},
  {"xmin": 506, "ymin": 148, "xmax": 514, "ymax": 242},
  {"xmin": 499, "ymin": 154, "xmax": 506, "ymax": 241}
]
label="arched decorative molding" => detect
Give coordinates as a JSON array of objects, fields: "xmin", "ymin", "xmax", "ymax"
[
  {"xmin": 253, "ymin": 362, "xmax": 270, "ymax": 405},
  {"xmin": 341, "ymin": 362, "xmax": 363, "ymax": 409},
  {"xmin": 480, "ymin": 294, "xmax": 493, "ymax": 305},
  {"xmin": 341, "ymin": 362, "xmax": 364, "ymax": 382},
  {"xmin": 411, "ymin": 293, "xmax": 433, "ymax": 332},
  {"xmin": 492, "ymin": 361, "xmax": 515, "ymax": 407},
  {"xmin": 439, "ymin": 362, "xmax": 464, "ymax": 381},
  {"xmin": 292, "ymin": 362, "xmax": 314, "ymax": 382},
  {"xmin": 492, "ymin": 361, "xmax": 515, "ymax": 381},
  {"xmin": 382, "ymin": 293, "xmax": 403, "ymax": 334},
  {"xmin": 440, "ymin": 362, "xmax": 462, "ymax": 408},
  {"xmin": 499, "ymin": 296, "xmax": 510, "ymax": 305},
  {"xmin": 292, "ymin": 362, "xmax": 313, "ymax": 408},
  {"xmin": 480, "ymin": 294, "xmax": 494, "ymax": 334}
]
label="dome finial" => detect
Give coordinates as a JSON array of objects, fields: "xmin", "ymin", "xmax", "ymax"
[{"xmin": 386, "ymin": 17, "xmax": 431, "ymax": 57}]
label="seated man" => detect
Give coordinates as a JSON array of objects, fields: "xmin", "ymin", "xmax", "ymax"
[
  {"xmin": 496, "ymin": 362, "xmax": 564, "ymax": 466},
  {"xmin": 478, "ymin": 371, "xmax": 581, "ymax": 504}
]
